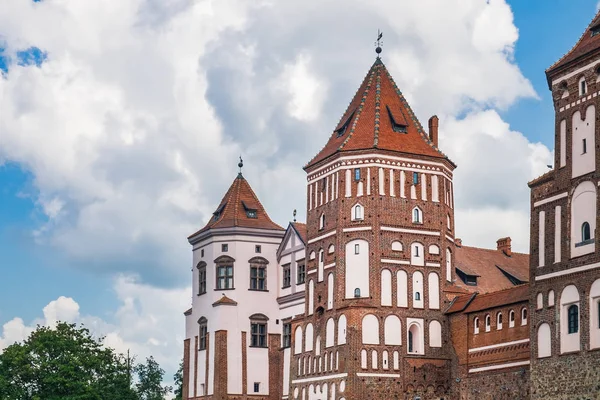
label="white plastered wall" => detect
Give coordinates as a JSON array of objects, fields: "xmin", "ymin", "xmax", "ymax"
[
  {"xmin": 384, "ymin": 315, "xmax": 401, "ymax": 345},
  {"xmin": 590, "ymin": 279, "xmax": 600, "ymax": 349},
  {"xmin": 326, "ymin": 318, "xmax": 335, "ymax": 348},
  {"xmin": 571, "ymin": 105, "xmax": 596, "ymax": 178},
  {"xmin": 411, "ymin": 242, "xmax": 425, "ymax": 266},
  {"xmin": 397, "ymin": 270, "xmax": 408, "ymax": 307},
  {"xmin": 537, "ymin": 323, "xmax": 551, "ymax": 358},
  {"xmin": 570, "ymin": 181, "xmax": 596, "ymax": 258},
  {"xmin": 560, "ymin": 285, "xmax": 580, "ymax": 354},
  {"xmin": 338, "ymin": 315, "xmax": 347, "ymax": 345},
  {"xmin": 381, "ymin": 269, "xmax": 392, "ymax": 306},
  {"xmin": 559, "ymin": 119, "xmax": 566, "ymax": 168},
  {"xmin": 413, "ymin": 271, "xmax": 424, "ymax": 309},
  {"xmin": 345, "ymin": 239, "xmax": 370, "ymax": 298},
  {"xmin": 428, "ymin": 273, "xmax": 440, "ymax": 309},
  {"xmin": 429, "ymin": 320, "xmax": 442, "ymax": 347},
  {"xmin": 362, "ymin": 314, "xmax": 380, "ymax": 345}
]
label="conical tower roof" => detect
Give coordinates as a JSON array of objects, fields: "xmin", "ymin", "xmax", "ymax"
[
  {"xmin": 305, "ymin": 58, "xmax": 453, "ymax": 170},
  {"xmin": 189, "ymin": 173, "xmax": 283, "ymax": 238},
  {"xmin": 546, "ymin": 10, "xmax": 600, "ymax": 80}
]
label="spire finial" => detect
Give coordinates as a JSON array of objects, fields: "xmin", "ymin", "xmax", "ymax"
[
  {"xmin": 293, "ymin": 209, "xmax": 297, "ymax": 222},
  {"xmin": 375, "ymin": 29, "xmax": 383, "ymax": 58},
  {"xmin": 237, "ymin": 156, "xmax": 244, "ymax": 177}
]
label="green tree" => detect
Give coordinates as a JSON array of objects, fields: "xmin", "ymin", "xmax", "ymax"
[
  {"xmin": 172, "ymin": 360, "xmax": 183, "ymax": 400},
  {"xmin": 0, "ymin": 322, "xmax": 138, "ymax": 400},
  {"xmin": 134, "ymin": 356, "xmax": 172, "ymax": 400}
]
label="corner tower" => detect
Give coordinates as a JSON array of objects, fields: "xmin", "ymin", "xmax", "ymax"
[
  {"xmin": 529, "ymin": 10, "xmax": 600, "ymax": 399},
  {"xmin": 290, "ymin": 57, "xmax": 458, "ymax": 399}
]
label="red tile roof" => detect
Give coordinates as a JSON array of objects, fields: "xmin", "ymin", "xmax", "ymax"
[
  {"xmin": 305, "ymin": 58, "xmax": 454, "ymax": 169},
  {"xmin": 291, "ymin": 222, "xmax": 307, "ymax": 244},
  {"xmin": 546, "ymin": 10, "xmax": 600, "ymax": 78},
  {"xmin": 212, "ymin": 294, "xmax": 238, "ymax": 307},
  {"xmin": 189, "ymin": 174, "xmax": 284, "ymax": 238},
  {"xmin": 446, "ymin": 285, "xmax": 529, "ymax": 314},
  {"xmin": 453, "ymin": 245, "xmax": 529, "ymax": 294}
]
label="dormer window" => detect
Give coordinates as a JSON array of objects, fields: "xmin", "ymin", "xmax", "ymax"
[
  {"xmin": 213, "ymin": 202, "xmax": 226, "ymax": 221},
  {"xmin": 386, "ymin": 105, "xmax": 407, "ymax": 133},
  {"xmin": 592, "ymin": 25, "xmax": 600, "ymax": 37},
  {"xmin": 336, "ymin": 110, "xmax": 355, "ymax": 137},
  {"xmin": 242, "ymin": 201, "xmax": 257, "ymax": 219}
]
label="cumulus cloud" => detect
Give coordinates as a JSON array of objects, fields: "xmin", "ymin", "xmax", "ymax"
[
  {"xmin": 0, "ymin": 277, "xmax": 189, "ymax": 386},
  {"xmin": 0, "ymin": 0, "xmax": 548, "ymax": 283}
]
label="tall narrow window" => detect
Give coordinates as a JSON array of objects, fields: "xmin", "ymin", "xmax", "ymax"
[
  {"xmin": 354, "ymin": 168, "xmax": 361, "ymax": 181},
  {"xmin": 297, "ymin": 263, "xmax": 306, "ymax": 284},
  {"xmin": 198, "ymin": 317, "xmax": 208, "ymax": 350},
  {"xmin": 412, "ymin": 207, "xmax": 422, "ymax": 224},
  {"xmin": 408, "ymin": 330, "xmax": 414, "ymax": 353},
  {"xmin": 355, "ymin": 244, "xmax": 360, "ymax": 254},
  {"xmin": 413, "ymin": 172, "xmax": 419, "ymax": 185},
  {"xmin": 282, "ymin": 264, "xmax": 291, "ymax": 288},
  {"xmin": 582, "ymin": 222, "xmax": 591, "ymax": 242},
  {"xmin": 282, "ymin": 323, "xmax": 291, "ymax": 348},
  {"xmin": 474, "ymin": 317, "xmax": 479, "ymax": 334},
  {"xmin": 583, "ymin": 138, "xmax": 588, "ymax": 154},
  {"xmin": 197, "ymin": 262, "xmax": 207, "ymax": 295},
  {"xmin": 415, "ymin": 292, "xmax": 421, "ymax": 301},
  {"xmin": 253, "ymin": 383, "xmax": 260, "ymax": 393},
  {"xmin": 250, "ymin": 314, "xmax": 269, "ymax": 348},
  {"xmin": 568, "ymin": 304, "xmax": 579, "ymax": 334},
  {"xmin": 319, "ymin": 214, "xmax": 325, "ymax": 230},
  {"xmin": 521, "ymin": 308, "xmax": 528, "ymax": 325},
  {"xmin": 497, "ymin": 313, "xmax": 503, "ymax": 330},
  {"xmin": 485, "ymin": 314, "xmax": 491, "ymax": 332},
  {"xmin": 581, "ymin": 79, "xmax": 587, "ymax": 95}
]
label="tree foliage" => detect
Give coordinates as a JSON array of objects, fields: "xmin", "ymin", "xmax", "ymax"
[
  {"xmin": 172, "ymin": 360, "xmax": 183, "ymax": 400},
  {"xmin": 0, "ymin": 322, "xmax": 171, "ymax": 400}
]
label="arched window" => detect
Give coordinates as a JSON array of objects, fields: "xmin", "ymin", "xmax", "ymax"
[
  {"xmin": 538, "ymin": 323, "xmax": 551, "ymax": 358},
  {"xmin": 568, "ymin": 305, "xmax": 579, "ymax": 334},
  {"xmin": 521, "ymin": 307, "xmax": 528, "ymax": 326},
  {"xmin": 384, "ymin": 315, "xmax": 401, "ymax": 345},
  {"xmin": 474, "ymin": 317, "xmax": 480, "ymax": 334},
  {"xmin": 362, "ymin": 314, "xmax": 380, "ymax": 345},
  {"xmin": 412, "ymin": 207, "xmax": 423, "ymax": 224},
  {"xmin": 215, "ymin": 255, "xmax": 235, "ymax": 290},
  {"xmin": 198, "ymin": 317, "xmax": 208, "ymax": 351},
  {"xmin": 338, "ymin": 315, "xmax": 347, "ymax": 345},
  {"xmin": 407, "ymin": 323, "xmax": 423, "ymax": 354},
  {"xmin": 428, "ymin": 244, "xmax": 440, "ymax": 255},
  {"xmin": 497, "ymin": 313, "xmax": 503, "ymax": 330},
  {"xmin": 249, "ymin": 313, "xmax": 269, "ymax": 348},
  {"xmin": 509, "ymin": 310, "xmax": 515, "ymax": 328},
  {"xmin": 445, "ymin": 248, "xmax": 452, "ymax": 282},
  {"xmin": 412, "ymin": 271, "xmax": 424, "ymax": 308},
  {"xmin": 391, "ymin": 241, "xmax": 403, "ymax": 252},
  {"xmin": 352, "ymin": 204, "xmax": 364, "ymax": 221},
  {"xmin": 325, "ymin": 318, "xmax": 335, "ymax": 348},
  {"xmin": 319, "ymin": 214, "xmax": 325, "ymax": 230},
  {"xmin": 537, "ymin": 293, "xmax": 543, "ymax": 310},
  {"xmin": 548, "ymin": 290, "xmax": 555, "ymax": 307},
  {"xmin": 354, "ymin": 288, "xmax": 361, "ymax": 298},
  {"xmin": 429, "ymin": 321, "xmax": 442, "ymax": 348},
  {"xmin": 415, "ymin": 292, "xmax": 421, "ymax": 301},
  {"xmin": 305, "ymin": 323, "xmax": 314, "ymax": 352},
  {"xmin": 579, "ymin": 76, "xmax": 587, "ymax": 96},
  {"xmin": 485, "ymin": 314, "xmax": 491, "ymax": 332},
  {"xmin": 582, "ymin": 222, "xmax": 591, "ymax": 242},
  {"xmin": 294, "ymin": 326, "xmax": 303, "ymax": 354},
  {"xmin": 411, "ymin": 242, "xmax": 425, "ymax": 266}
]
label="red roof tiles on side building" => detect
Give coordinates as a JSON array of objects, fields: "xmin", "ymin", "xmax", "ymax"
[
  {"xmin": 305, "ymin": 58, "xmax": 454, "ymax": 170},
  {"xmin": 291, "ymin": 222, "xmax": 307, "ymax": 244},
  {"xmin": 446, "ymin": 285, "xmax": 529, "ymax": 315},
  {"xmin": 546, "ymin": 10, "xmax": 600, "ymax": 82},
  {"xmin": 188, "ymin": 173, "xmax": 284, "ymax": 238}
]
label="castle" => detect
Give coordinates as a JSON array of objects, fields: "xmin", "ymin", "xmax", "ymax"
[{"xmin": 182, "ymin": 11, "xmax": 600, "ymax": 400}]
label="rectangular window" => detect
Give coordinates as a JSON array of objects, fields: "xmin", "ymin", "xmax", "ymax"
[
  {"xmin": 199, "ymin": 324, "xmax": 207, "ymax": 350},
  {"xmin": 222, "ymin": 243, "xmax": 228, "ymax": 252},
  {"xmin": 251, "ymin": 322, "xmax": 267, "ymax": 347},
  {"xmin": 282, "ymin": 323, "xmax": 291, "ymax": 348},
  {"xmin": 198, "ymin": 266, "xmax": 207, "ymax": 295},
  {"xmin": 201, "ymin": 249, "xmax": 204, "ymax": 258},
  {"xmin": 282, "ymin": 265, "xmax": 291, "ymax": 288},
  {"xmin": 355, "ymin": 244, "xmax": 360, "ymax": 254},
  {"xmin": 321, "ymin": 178, "xmax": 326, "ymax": 192},
  {"xmin": 216, "ymin": 265, "xmax": 234, "ymax": 289},
  {"xmin": 583, "ymin": 138, "xmax": 587, "ymax": 154},
  {"xmin": 253, "ymin": 382, "xmax": 260, "ymax": 393},
  {"xmin": 250, "ymin": 266, "xmax": 266, "ymax": 290},
  {"xmin": 255, "ymin": 245, "xmax": 261, "ymax": 253},
  {"xmin": 319, "ymin": 251, "xmax": 324, "ymax": 262},
  {"xmin": 413, "ymin": 172, "xmax": 419, "ymax": 185},
  {"xmin": 297, "ymin": 264, "xmax": 306, "ymax": 284},
  {"xmin": 354, "ymin": 168, "xmax": 361, "ymax": 181}
]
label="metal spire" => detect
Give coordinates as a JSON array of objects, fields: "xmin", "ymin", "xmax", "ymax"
[
  {"xmin": 375, "ymin": 29, "xmax": 383, "ymax": 58},
  {"xmin": 237, "ymin": 156, "xmax": 244, "ymax": 178}
]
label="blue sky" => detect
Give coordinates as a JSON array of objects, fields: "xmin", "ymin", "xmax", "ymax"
[{"xmin": 0, "ymin": 0, "xmax": 598, "ymax": 383}]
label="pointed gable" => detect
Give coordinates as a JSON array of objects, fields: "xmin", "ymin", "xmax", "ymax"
[
  {"xmin": 189, "ymin": 174, "xmax": 283, "ymax": 238},
  {"xmin": 305, "ymin": 58, "xmax": 452, "ymax": 169},
  {"xmin": 547, "ymin": 10, "xmax": 600, "ymax": 79}
]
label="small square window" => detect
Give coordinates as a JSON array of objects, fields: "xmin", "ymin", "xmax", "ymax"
[
  {"xmin": 222, "ymin": 244, "xmax": 228, "ymax": 252},
  {"xmin": 255, "ymin": 245, "xmax": 261, "ymax": 254},
  {"xmin": 246, "ymin": 210, "xmax": 257, "ymax": 218},
  {"xmin": 254, "ymin": 382, "xmax": 260, "ymax": 393},
  {"xmin": 354, "ymin": 244, "xmax": 360, "ymax": 254}
]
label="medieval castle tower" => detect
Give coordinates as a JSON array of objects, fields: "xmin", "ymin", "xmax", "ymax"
[{"xmin": 183, "ymin": 10, "xmax": 600, "ymax": 400}]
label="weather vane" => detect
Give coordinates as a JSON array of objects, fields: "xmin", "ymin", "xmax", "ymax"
[
  {"xmin": 238, "ymin": 156, "xmax": 243, "ymax": 176},
  {"xmin": 293, "ymin": 209, "xmax": 297, "ymax": 222},
  {"xmin": 375, "ymin": 29, "xmax": 383, "ymax": 58}
]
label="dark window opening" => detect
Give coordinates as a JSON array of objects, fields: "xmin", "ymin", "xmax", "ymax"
[
  {"xmin": 213, "ymin": 202, "xmax": 226, "ymax": 221},
  {"xmin": 415, "ymin": 292, "xmax": 421, "ymax": 301},
  {"xmin": 413, "ymin": 172, "xmax": 419, "ymax": 185},
  {"xmin": 198, "ymin": 264, "xmax": 207, "ymax": 295},
  {"xmin": 583, "ymin": 138, "xmax": 587, "ymax": 154},
  {"xmin": 250, "ymin": 266, "xmax": 267, "ymax": 291},
  {"xmin": 282, "ymin": 265, "xmax": 291, "ymax": 288},
  {"xmin": 568, "ymin": 304, "xmax": 579, "ymax": 334},
  {"xmin": 297, "ymin": 264, "xmax": 306, "ymax": 284},
  {"xmin": 251, "ymin": 322, "xmax": 267, "ymax": 347},
  {"xmin": 456, "ymin": 268, "xmax": 478, "ymax": 286},
  {"xmin": 335, "ymin": 111, "xmax": 355, "ymax": 137},
  {"xmin": 222, "ymin": 244, "xmax": 228, "ymax": 252},
  {"xmin": 198, "ymin": 319, "xmax": 208, "ymax": 350},
  {"xmin": 216, "ymin": 265, "xmax": 234, "ymax": 289},
  {"xmin": 354, "ymin": 244, "xmax": 360, "ymax": 254},
  {"xmin": 582, "ymin": 222, "xmax": 591, "ymax": 241},
  {"xmin": 255, "ymin": 245, "xmax": 261, "ymax": 253},
  {"xmin": 354, "ymin": 288, "xmax": 361, "ymax": 298},
  {"xmin": 282, "ymin": 323, "xmax": 291, "ymax": 348},
  {"xmin": 408, "ymin": 330, "xmax": 414, "ymax": 353},
  {"xmin": 253, "ymin": 383, "xmax": 260, "ymax": 393},
  {"xmin": 592, "ymin": 25, "xmax": 600, "ymax": 36},
  {"xmin": 354, "ymin": 168, "xmax": 361, "ymax": 181},
  {"xmin": 581, "ymin": 80, "xmax": 587, "ymax": 95},
  {"xmin": 386, "ymin": 105, "xmax": 408, "ymax": 133},
  {"xmin": 201, "ymin": 249, "xmax": 204, "ymax": 258}
]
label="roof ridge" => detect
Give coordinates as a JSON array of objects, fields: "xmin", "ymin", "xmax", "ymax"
[
  {"xmin": 381, "ymin": 65, "xmax": 452, "ymax": 162},
  {"xmin": 339, "ymin": 66, "xmax": 375, "ymax": 151},
  {"xmin": 547, "ymin": 9, "xmax": 600, "ymax": 72},
  {"xmin": 373, "ymin": 66, "xmax": 382, "ymax": 147}
]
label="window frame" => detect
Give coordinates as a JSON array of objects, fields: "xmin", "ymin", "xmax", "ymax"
[
  {"xmin": 297, "ymin": 263, "xmax": 306, "ymax": 284},
  {"xmin": 282, "ymin": 322, "xmax": 292, "ymax": 348},
  {"xmin": 413, "ymin": 172, "xmax": 419, "ymax": 185},
  {"xmin": 250, "ymin": 314, "xmax": 269, "ymax": 348},
  {"xmin": 485, "ymin": 314, "xmax": 491, "ymax": 332},
  {"xmin": 354, "ymin": 168, "xmax": 361, "ymax": 181},
  {"xmin": 521, "ymin": 307, "xmax": 528, "ymax": 326},
  {"xmin": 474, "ymin": 317, "xmax": 480, "ymax": 334},
  {"xmin": 197, "ymin": 262, "xmax": 207, "ymax": 295},
  {"xmin": 282, "ymin": 264, "xmax": 291, "ymax": 288},
  {"xmin": 215, "ymin": 256, "xmax": 235, "ymax": 290},
  {"xmin": 568, "ymin": 304, "xmax": 579, "ymax": 334},
  {"xmin": 198, "ymin": 317, "xmax": 208, "ymax": 351}
]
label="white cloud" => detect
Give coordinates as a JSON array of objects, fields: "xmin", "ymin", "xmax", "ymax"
[
  {"xmin": 0, "ymin": 277, "xmax": 189, "ymax": 388},
  {"xmin": 0, "ymin": 0, "xmax": 546, "ymax": 282}
]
